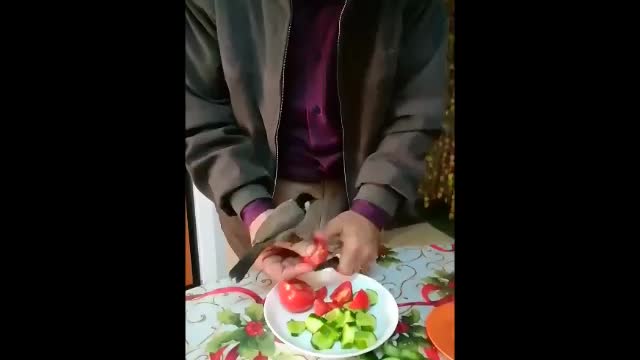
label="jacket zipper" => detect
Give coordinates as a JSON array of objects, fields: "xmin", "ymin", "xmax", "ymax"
[
  {"xmin": 273, "ymin": 0, "xmax": 293, "ymax": 197},
  {"xmin": 337, "ymin": 0, "xmax": 351, "ymax": 205}
]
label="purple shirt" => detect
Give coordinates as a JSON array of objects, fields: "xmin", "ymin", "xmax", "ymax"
[{"xmin": 240, "ymin": 0, "xmax": 389, "ymax": 230}]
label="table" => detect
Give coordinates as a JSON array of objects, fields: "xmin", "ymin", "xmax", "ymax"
[{"xmin": 186, "ymin": 223, "xmax": 454, "ymax": 360}]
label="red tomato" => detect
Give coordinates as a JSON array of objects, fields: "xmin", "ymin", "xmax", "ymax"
[
  {"xmin": 278, "ymin": 279, "xmax": 315, "ymax": 313},
  {"xmin": 313, "ymin": 299, "xmax": 332, "ymax": 316},
  {"xmin": 315, "ymin": 286, "xmax": 328, "ymax": 300},
  {"xmin": 303, "ymin": 234, "xmax": 329, "ymax": 268},
  {"xmin": 330, "ymin": 281, "xmax": 353, "ymax": 306},
  {"xmin": 349, "ymin": 289, "xmax": 370, "ymax": 310},
  {"xmin": 327, "ymin": 302, "xmax": 339, "ymax": 311}
]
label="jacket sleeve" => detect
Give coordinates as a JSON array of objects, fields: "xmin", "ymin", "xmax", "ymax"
[
  {"xmin": 354, "ymin": 0, "xmax": 448, "ymax": 219},
  {"xmin": 185, "ymin": 0, "xmax": 272, "ymax": 216}
]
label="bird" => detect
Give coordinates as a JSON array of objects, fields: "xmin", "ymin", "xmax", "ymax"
[{"xmin": 228, "ymin": 192, "xmax": 317, "ymax": 282}]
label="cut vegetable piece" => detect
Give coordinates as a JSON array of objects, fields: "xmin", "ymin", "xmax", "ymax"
[
  {"xmin": 305, "ymin": 313, "xmax": 327, "ymax": 333},
  {"xmin": 278, "ymin": 279, "xmax": 315, "ymax": 313},
  {"xmin": 324, "ymin": 308, "xmax": 345, "ymax": 327},
  {"xmin": 313, "ymin": 299, "xmax": 332, "ymax": 316},
  {"xmin": 310, "ymin": 331, "xmax": 335, "ymax": 350},
  {"xmin": 365, "ymin": 289, "xmax": 378, "ymax": 306},
  {"xmin": 353, "ymin": 331, "xmax": 377, "ymax": 350},
  {"xmin": 317, "ymin": 324, "xmax": 340, "ymax": 342},
  {"xmin": 355, "ymin": 311, "xmax": 377, "ymax": 332},
  {"xmin": 330, "ymin": 281, "xmax": 353, "ymax": 306},
  {"xmin": 311, "ymin": 324, "xmax": 340, "ymax": 350},
  {"xmin": 286, "ymin": 320, "xmax": 306, "ymax": 337},
  {"xmin": 343, "ymin": 310, "xmax": 356, "ymax": 325},
  {"xmin": 350, "ymin": 290, "xmax": 370, "ymax": 311},
  {"xmin": 315, "ymin": 286, "xmax": 327, "ymax": 301},
  {"xmin": 340, "ymin": 323, "xmax": 358, "ymax": 349}
]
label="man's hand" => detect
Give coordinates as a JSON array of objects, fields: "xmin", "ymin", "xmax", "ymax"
[
  {"xmin": 253, "ymin": 240, "xmax": 316, "ymax": 282},
  {"xmin": 324, "ymin": 210, "xmax": 380, "ymax": 275},
  {"xmin": 249, "ymin": 209, "xmax": 316, "ymax": 282}
]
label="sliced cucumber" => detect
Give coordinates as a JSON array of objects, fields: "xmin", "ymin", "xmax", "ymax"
[
  {"xmin": 305, "ymin": 313, "xmax": 327, "ymax": 333},
  {"xmin": 353, "ymin": 331, "xmax": 377, "ymax": 350},
  {"xmin": 340, "ymin": 323, "xmax": 358, "ymax": 349},
  {"xmin": 355, "ymin": 311, "xmax": 377, "ymax": 332},
  {"xmin": 287, "ymin": 320, "xmax": 306, "ymax": 337},
  {"xmin": 318, "ymin": 324, "xmax": 340, "ymax": 342},
  {"xmin": 311, "ymin": 331, "xmax": 335, "ymax": 350},
  {"xmin": 324, "ymin": 308, "xmax": 345, "ymax": 328},
  {"xmin": 310, "ymin": 324, "xmax": 340, "ymax": 350},
  {"xmin": 343, "ymin": 310, "xmax": 355, "ymax": 325},
  {"xmin": 365, "ymin": 289, "xmax": 378, "ymax": 306}
]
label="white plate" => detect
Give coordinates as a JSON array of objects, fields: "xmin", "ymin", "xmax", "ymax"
[{"xmin": 264, "ymin": 269, "xmax": 399, "ymax": 359}]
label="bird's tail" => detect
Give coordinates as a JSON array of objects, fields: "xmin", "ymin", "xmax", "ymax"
[{"xmin": 228, "ymin": 242, "xmax": 267, "ymax": 283}]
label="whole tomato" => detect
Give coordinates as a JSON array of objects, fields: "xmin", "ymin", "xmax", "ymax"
[{"xmin": 278, "ymin": 279, "xmax": 315, "ymax": 313}]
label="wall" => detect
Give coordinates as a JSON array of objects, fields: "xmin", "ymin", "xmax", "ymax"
[{"xmin": 191, "ymin": 183, "xmax": 238, "ymax": 284}]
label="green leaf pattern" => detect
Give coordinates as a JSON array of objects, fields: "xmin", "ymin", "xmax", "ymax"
[
  {"xmin": 245, "ymin": 303, "xmax": 264, "ymax": 322},
  {"xmin": 218, "ymin": 309, "xmax": 242, "ymax": 326}
]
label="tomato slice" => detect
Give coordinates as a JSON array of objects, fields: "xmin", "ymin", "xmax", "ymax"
[
  {"xmin": 278, "ymin": 279, "xmax": 315, "ymax": 313},
  {"xmin": 303, "ymin": 233, "xmax": 329, "ymax": 268},
  {"xmin": 313, "ymin": 299, "xmax": 332, "ymax": 316},
  {"xmin": 330, "ymin": 281, "xmax": 353, "ymax": 306},
  {"xmin": 348, "ymin": 289, "xmax": 369, "ymax": 310},
  {"xmin": 315, "ymin": 286, "xmax": 328, "ymax": 301}
]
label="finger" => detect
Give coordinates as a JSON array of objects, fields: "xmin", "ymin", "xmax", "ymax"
[
  {"xmin": 360, "ymin": 254, "xmax": 376, "ymax": 274},
  {"xmin": 261, "ymin": 255, "xmax": 284, "ymax": 282},
  {"xmin": 281, "ymin": 256, "xmax": 300, "ymax": 269},
  {"xmin": 282, "ymin": 261, "xmax": 314, "ymax": 280},
  {"xmin": 337, "ymin": 242, "xmax": 358, "ymax": 276},
  {"xmin": 365, "ymin": 247, "xmax": 378, "ymax": 267},
  {"xmin": 322, "ymin": 217, "xmax": 343, "ymax": 241},
  {"xmin": 351, "ymin": 244, "xmax": 376, "ymax": 275}
]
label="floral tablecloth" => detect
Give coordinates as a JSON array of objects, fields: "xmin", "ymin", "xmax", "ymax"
[{"xmin": 186, "ymin": 243, "xmax": 454, "ymax": 360}]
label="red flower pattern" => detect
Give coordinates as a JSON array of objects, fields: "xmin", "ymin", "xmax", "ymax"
[{"xmin": 245, "ymin": 321, "xmax": 265, "ymax": 337}]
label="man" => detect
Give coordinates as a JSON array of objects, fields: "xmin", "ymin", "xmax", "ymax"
[{"xmin": 185, "ymin": 0, "xmax": 447, "ymax": 281}]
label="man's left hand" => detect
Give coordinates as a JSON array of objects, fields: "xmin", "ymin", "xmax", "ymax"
[{"xmin": 323, "ymin": 210, "xmax": 380, "ymax": 275}]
